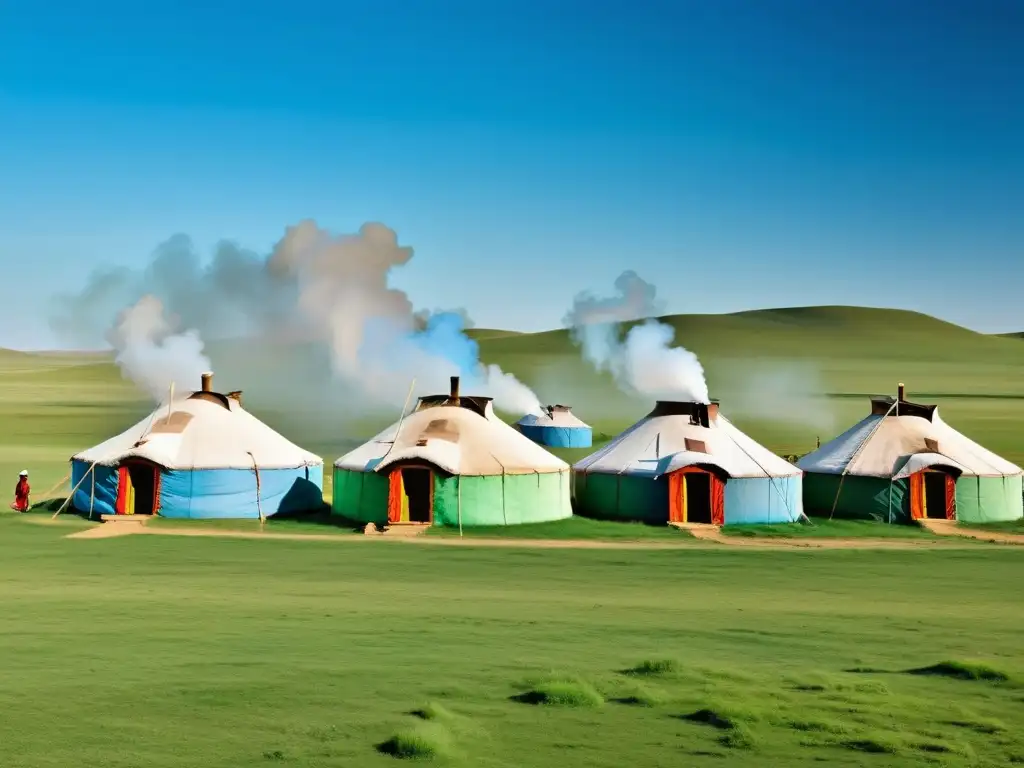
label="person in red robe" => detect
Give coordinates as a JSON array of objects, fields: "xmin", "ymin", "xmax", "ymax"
[{"xmin": 11, "ymin": 470, "xmax": 29, "ymax": 513}]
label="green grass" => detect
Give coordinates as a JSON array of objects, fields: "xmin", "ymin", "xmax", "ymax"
[
  {"xmin": 144, "ymin": 513, "xmax": 359, "ymax": 536},
  {"xmin": 722, "ymin": 519, "xmax": 937, "ymax": 538},
  {"xmin": 425, "ymin": 517, "xmax": 691, "ymax": 539},
  {"xmin": 0, "ymin": 515, "xmax": 1021, "ymax": 766},
  {"xmin": 963, "ymin": 519, "xmax": 1024, "ymax": 534}
]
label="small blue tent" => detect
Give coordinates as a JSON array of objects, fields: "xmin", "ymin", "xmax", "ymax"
[
  {"xmin": 517, "ymin": 405, "xmax": 592, "ymax": 448},
  {"xmin": 70, "ymin": 374, "xmax": 323, "ymax": 519}
]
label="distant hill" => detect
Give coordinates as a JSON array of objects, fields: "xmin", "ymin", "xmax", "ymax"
[
  {"xmin": 476, "ymin": 305, "xmax": 1024, "ymax": 365},
  {"xmin": 996, "ymin": 332, "xmax": 1024, "ymax": 340},
  {"xmin": 5, "ymin": 305, "xmax": 1024, "ymax": 386}
]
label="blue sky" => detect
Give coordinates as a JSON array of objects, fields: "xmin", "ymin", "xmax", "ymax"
[{"xmin": 1, "ymin": 0, "xmax": 1022, "ymax": 348}]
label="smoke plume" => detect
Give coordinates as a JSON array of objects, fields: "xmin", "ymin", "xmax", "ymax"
[
  {"xmin": 716, "ymin": 360, "xmax": 836, "ymax": 432},
  {"xmin": 106, "ymin": 295, "xmax": 211, "ymax": 402},
  {"xmin": 51, "ymin": 220, "xmax": 540, "ymax": 419},
  {"xmin": 564, "ymin": 271, "xmax": 709, "ymax": 403}
]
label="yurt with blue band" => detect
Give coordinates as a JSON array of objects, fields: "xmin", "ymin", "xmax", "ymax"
[
  {"xmin": 573, "ymin": 400, "xmax": 803, "ymax": 526},
  {"xmin": 517, "ymin": 405, "xmax": 593, "ymax": 448},
  {"xmin": 70, "ymin": 372, "xmax": 323, "ymax": 519}
]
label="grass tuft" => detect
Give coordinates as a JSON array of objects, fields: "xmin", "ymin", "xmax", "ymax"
[
  {"xmin": 512, "ymin": 678, "xmax": 604, "ymax": 708},
  {"xmin": 409, "ymin": 702, "xmax": 453, "ymax": 722},
  {"xmin": 613, "ymin": 681, "xmax": 668, "ymax": 707},
  {"xmin": 912, "ymin": 739, "xmax": 970, "ymax": 757},
  {"xmin": 719, "ymin": 722, "xmax": 759, "ymax": 750},
  {"xmin": 621, "ymin": 658, "xmax": 680, "ymax": 677},
  {"xmin": 945, "ymin": 716, "xmax": 1006, "ymax": 734},
  {"xmin": 782, "ymin": 718, "xmax": 848, "ymax": 735},
  {"xmin": 907, "ymin": 660, "xmax": 1011, "ymax": 683},
  {"xmin": 841, "ymin": 736, "xmax": 901, "ymax": 755},
  {"xmin": 377, "ymin": 723, "xmax": 452, "ymax": 760}
]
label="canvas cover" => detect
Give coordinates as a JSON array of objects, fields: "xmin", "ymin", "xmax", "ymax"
[
  {"xmin": 797, "ymin": 404, "xmax": 1021, "ymax": 479},
  {"xmin": 336, "ymin": 399, "xmax": 568, "ymax": 476},
  {"xmin": 73, "ymin": 396, "xmax": 322, "ymax": 470},
  {"xmin": 573, "ymin": 410, "xmax": 799, "ymax": 479},
  {"xmin": 332, "ymin": 466, "xmax": 572, "ymax": 526}
]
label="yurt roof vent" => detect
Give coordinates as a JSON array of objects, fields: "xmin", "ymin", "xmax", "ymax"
[
  {"xmin": 870, "ymin": 395, "xmax": 936, "ymax": 421},
  {"xmin": 647, "ymin": 400, "xmax": 719, "ymax": 429},
  {"xmin": 188, "ymin": 371, "xmax": 233, "ymax": 411},
  {"xmin": 416, "ymin": 376, "xmax": 493, "ymax": 418}
]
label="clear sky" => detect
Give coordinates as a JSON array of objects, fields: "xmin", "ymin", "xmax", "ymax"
[{"xmin": 1, "ymin": 0, "xmax": 1022, "ymax": 348}]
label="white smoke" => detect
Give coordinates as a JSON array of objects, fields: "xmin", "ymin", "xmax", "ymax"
[
  {"xmin": 106, "ymin": 295, "xmax": 211, "ymax": 402},
  {"xmin": 268, "ymin": 221, "xmax": 540, "ymax": 414},
  {"xmin": 564, "ymin": 271, "xmax": 709, "ymax": 403},
  {"xmin": 55, "ymin": 220, "xmax": 541, "ymax": 416},
  {"xmin": 717, "ymin": 360, "xmax": 835, "ymax": 431}
]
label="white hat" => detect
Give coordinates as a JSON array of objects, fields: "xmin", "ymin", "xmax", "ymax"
[{"xmin": 19, "ymin": 470, "xmax": 27, "ymax": 476}]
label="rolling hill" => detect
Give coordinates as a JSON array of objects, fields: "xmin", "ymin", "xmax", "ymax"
[{"xmin": 3, "ymin": 305, "xmax": 1024, "ymax": 487}]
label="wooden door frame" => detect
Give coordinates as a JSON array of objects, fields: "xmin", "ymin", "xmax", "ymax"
[
  {"xmin": 667, "ymin": 466, "xmax": 726, "ymax": 525},
  {"xmin": 115, "ymin": 460, "xmax": 163, "ymax": 516},
  {"xmin": 909, "ymin": 469, "xmax": 957, "ymax": 521}
]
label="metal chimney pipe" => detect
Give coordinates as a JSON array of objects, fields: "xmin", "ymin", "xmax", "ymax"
[
  {"xmin": 450, "ymin": 376, "xmax": 460, "ymax": 405},
  {"xmin": 897, "ymin": 382, "xmax": 905, "ymax": 401},
  {"xmin": 201, "ymin": 372, "xmax": 213, "ymax": 392}
]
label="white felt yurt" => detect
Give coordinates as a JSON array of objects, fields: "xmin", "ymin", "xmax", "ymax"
[
  {"xmin": 798, "ymin": 386, "xmax": 1023, "ymax": 523},
  {"xmin": 333, "ymin": 376, "xmax": 572, "ymax": 527},
  {"xmin": 573, "ymin": 400, "xmax": 803, "ymax": 525},
  {"xmin": 71, "ymin": 373, "xmax": 323, "ymax": 518}
]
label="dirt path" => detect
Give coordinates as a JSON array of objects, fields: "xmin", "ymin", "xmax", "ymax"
[
  {"xmin": 56, "ymin": 523, "xmax": 992, "ymax": 550},
  {"xmin": 66, "ymin": 521, "xmax": 149, "ymax": 539},
  {"xmin": 917, "ymin": 518, "xmax": 1024, "ymax": 545}
]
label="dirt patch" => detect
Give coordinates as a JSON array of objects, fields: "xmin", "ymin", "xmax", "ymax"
[
  {"xmin": 918, "ymin": 518, "xmax": 1024, "ymax": 545},
  {"xmin": 59, "ymin": 524, "xmax": 987, "ymax": 551},
  {"xmin": 66, "ymin": 522, "xmax": 147, "ymax": 539}
]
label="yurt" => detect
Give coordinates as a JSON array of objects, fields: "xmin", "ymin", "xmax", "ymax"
[
  {"xmin": 517, "ymin": 405, "xmax": 593, "ymax": 448},
  {"xmin": 71, "ymin": 373, "xmax": 324, "ymax": 519},
  {"xmin": 573, "ymin": 400, "xmax": 803, "ymax": 525},
  {"xmin": 333, "ymin": 377, "xmax": 572, "ymax": 527},
  {"xmin": 798, "ymin": 384, "xmax": 1023, "ymax": 523}
]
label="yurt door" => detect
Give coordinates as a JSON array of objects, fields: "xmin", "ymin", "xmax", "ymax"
[
  {"xmin": 387, "ymin": 467, "xmax": 434, "ymax": 524},
  {"xmin": 669, "ymin": 468, "xmax": 725, "ymax": 526},
  {"xmin": 115, "ymin": 462, "xmax": 160, "ymax": 516},
  {"xmin": 923, "ymin": 471, "xmax": 956, "ymax": 520},
  {"xmin": 909, "ymin": 471, "xmax": 956, "ymax": 521},
  {"xmin": 116, "ymin": 466, "xmax": 135, "ymax": 515}
]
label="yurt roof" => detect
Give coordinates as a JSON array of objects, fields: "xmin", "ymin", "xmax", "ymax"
[
  {"xmin": 336, "ymin": 394, "xmax": 569, "ymax": 477},
  {"xmin": 517, "ymin": 405, "xmax": 591, "ymax": 429},
  {"xmin": 797, "ymin": 396, "xmax": 1022, "ymax": 478},
  {"xmin": 73, "ymin": 392, "xmax": 322, "ymax": 470},
  {"xmin": 573, "ymin": 400, "xmax": 799, "ymax": 479}
]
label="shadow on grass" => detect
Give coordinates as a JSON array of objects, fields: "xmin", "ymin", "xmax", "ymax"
[{"xmin": 906, "ymin": 660, "xmax": 1011, "ymax": 683}]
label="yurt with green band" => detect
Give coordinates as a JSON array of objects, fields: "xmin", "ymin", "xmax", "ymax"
[
  {"xmin": 798, "ymin": 384, "xmax": 1023, "ymax": 523},
  {"xmin": 332, "ymin": 376, "xmax": 572, "ymax": 528},
  {"xmin": 573, "ymin": 399, "xmax": 804, "ymax": 526}
]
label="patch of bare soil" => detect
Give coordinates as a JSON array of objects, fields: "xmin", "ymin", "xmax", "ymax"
[
  {"xmin": 66, "ymin": 522, "xmax": 147, "ymax": 539},
  {"xmin": 918, "ymin": 518, "xmax": 1024, "ymax": 545},
  {"xmin": 59, "ymin": 521, "xmax": 990, "ymax": 550}
]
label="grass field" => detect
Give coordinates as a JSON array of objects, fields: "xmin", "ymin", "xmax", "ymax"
[
  {"xmin": 1, "ymin": 514, "xmax": 1022, "ymax": 767},
  {"xmin": 1, "ymin": 305, "xmax": 1023, "ymax": 766}
]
